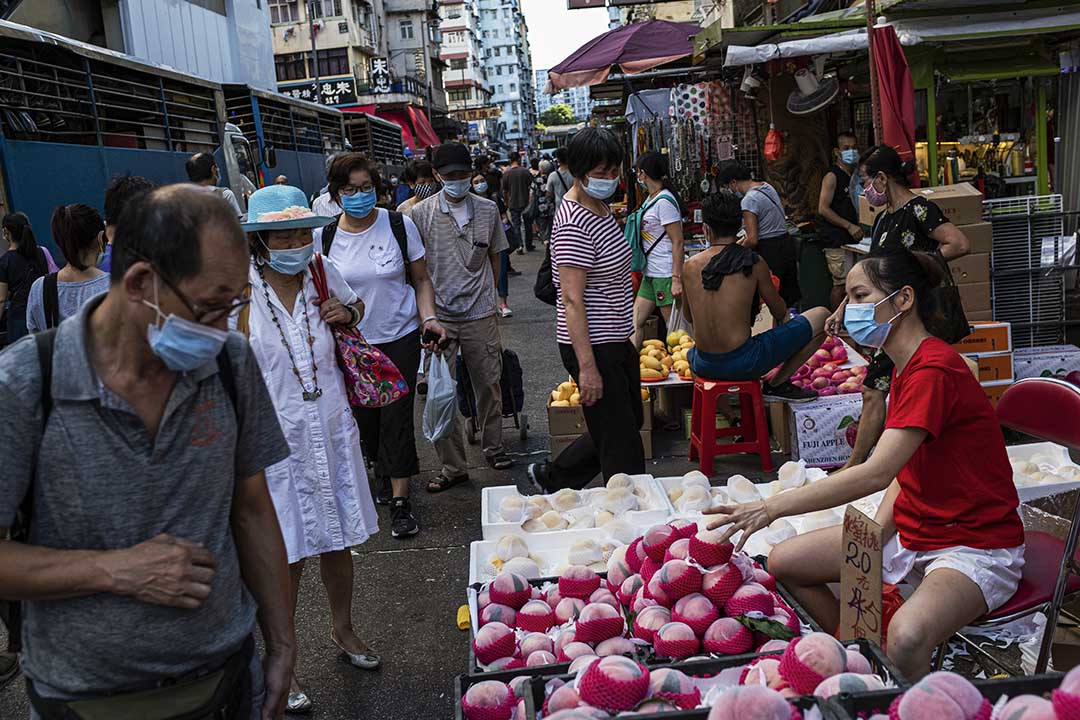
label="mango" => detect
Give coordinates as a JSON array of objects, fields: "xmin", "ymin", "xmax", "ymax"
[
  {"xmin": 640, "ymin": 356, "xmax": 662, "ymax": 372},
  {"xmin": 641, "ymin": 388, "xmax": 650, "ymax": 401},
  {"xmin": 557, "ymin": 381, "xmax": 576, "ymax": 394},
  {"xmin": 551, "ymin": 400, "xmax": 571, "ymax": 407},
  {"xmin": 550, "ymin": 390, "xmax": 561, "ymax": 402},
  {"xmin": 666, "ymin": 330, "xmax": 688, "ymax": 348},
  {"xmin": 643, "ymin": 339, "xmax": 665, "ymax": 349},
  {"xmin": 661, "ymin": 357, "xmax": 673, "ymax": 369},
  {"xmin": 569, "ymin": 393, "xmax": 580, "ymax": 406},
  {"xmin": 640, "ymin": 368, "xmax": 664, "ymax": 380}
]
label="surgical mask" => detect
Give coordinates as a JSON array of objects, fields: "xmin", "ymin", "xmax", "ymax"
[
  {"xmin": 473, "ymin": 181, "xmax": 488, "ymax": 195},
  {"xmin": 265, "ymin": 242, "xmax": 314, "ymax": 276},
  {"xmin": 143, "ymin": 277, "xmax": 229, "ymax": 372},
  {"xmin": 415, "ymin": 182, "xmax": 438, "ymax": 200},
  {"xmin": 583, "ymin": 176, "xmax": 618, "ymax": 200},
  {"xmin": 864, "ymin": 178, "xmax": 888, "ymax": 207},
  {"xmin": 341, "ymin": 189, "xmax": 377, "ymax": 218},
  {"xmin": 844, "ymin": 290, "xmax": 903, "ymax": 348},
  {"xmin": 442, "ymin": 178, "xmax": 473, "ymax": 199},
  {"xmin": 841, "ymin": 149, "xmax": 859, "ymax": 166},
  {"xmin": 636, "ymin": 175, "xmax": 647, "ymax": 188}
]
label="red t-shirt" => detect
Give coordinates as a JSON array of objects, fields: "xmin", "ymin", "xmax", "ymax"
[{"xmin": 886, "ymin": 337, "xmax": 1024, "ymax": 552}]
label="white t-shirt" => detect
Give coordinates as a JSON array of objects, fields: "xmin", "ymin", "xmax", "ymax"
[
  {"xmin": 312, "ymin": 192, "xmax": 343, "ymax": 217},
  {"xmin": 314, "ymin": 208, "xmax": 426, "ymax": 344},
  {"xmin": 641, "ymin": 190, "xmax": 681, "ymax": 277}
]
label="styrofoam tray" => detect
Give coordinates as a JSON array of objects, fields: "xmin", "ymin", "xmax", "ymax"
[
  {"xmin": 468, "ymin": 524, "xmax": 647, "ymax": 585},
  {"xmin": 480, "ymin": 475, "xmax": 674, "ymax": 541},
  {"xmin": 1007, "ymin": 441, "xmax": 1080, "ymax": 498}
]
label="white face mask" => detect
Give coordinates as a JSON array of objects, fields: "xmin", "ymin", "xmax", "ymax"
[{"xmin": 583, "ymin": 176, "xmax": 618, "ymax": 200}]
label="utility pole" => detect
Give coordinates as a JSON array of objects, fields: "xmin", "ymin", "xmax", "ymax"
[{"xmin": 308, "ymin": 0, "xmax": 320, "ymax": 103}]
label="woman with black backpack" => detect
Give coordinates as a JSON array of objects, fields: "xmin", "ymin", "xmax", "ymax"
[
  {"xmin": 26, "ymin": 204, "xmax": 110, "ymax": 333},
  {"xmin": 0, "ymin": 212, "xmax": 49, "ymax": 344}
]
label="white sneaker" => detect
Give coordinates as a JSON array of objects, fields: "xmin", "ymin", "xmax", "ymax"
[{"xmin": 498, "ymin": 305, "xmax": 514, "ymax": 318}]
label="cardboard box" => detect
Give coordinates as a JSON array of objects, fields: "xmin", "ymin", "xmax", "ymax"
[
  {"xmin": 916, "ymin": 183, "xmax": 985, "ymax": 225},
  {"xmin": 959, "ymin": 221, "xmax": 993, "ymax": 255},
  {"xmin": 549, "ymin": 433, "xmax": 580, "ymax": 460},
  {"xmin": 966, "ymin": 309, "xmax": 993, "ymax": 322},
  {"xmin": 547, "ymin": 401, "xmax": 586, "ymax": 437},
  {"xmin": 1014, "ymin": 345, "xmax": 1080, "ymax": 380},
  {"xmin": 790, "ymin": 393, "xmax": 864, "ymax": 468},
  {"xmin": 957, "ymin": 281, "xmax": 991, "ymax": 313},
  {"xmin": 964, "ymin": 351, "xmax": 1014, "ymax": 383},
  {"xmin": 981, "ymin": 379, "xmax": 1012, "ymax": 408},
  {"xmin": 767, "ymin": 401, "xmax": 792, "ymax": 455},
  {"xmin": 681, "ymin": 407, "xmax": 734, "ymax": 441},
  {"xmin": 643, "ymin": 315, "xmax": 659, "ymax": 343},
  {"xmin": 859, "ymin": 183, "xmax": 985, "ymax": 228},
  {"xmin": 953, "ymin": 321, "xmax": 1012, "ymax": 354},
  {"xmin": 949, "ymin": 253, "xmax": 990, "ymax": 285}
]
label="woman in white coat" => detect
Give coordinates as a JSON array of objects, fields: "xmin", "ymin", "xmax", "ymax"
[{"xmin": 239, "ymin": 185, "xmax": 380, "ymax": 714}]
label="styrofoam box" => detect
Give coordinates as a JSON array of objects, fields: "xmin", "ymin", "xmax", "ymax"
[
  {"xmin": 469, "ymin": 525, "xmax": 645, "ymax": 585},
  {"xmin": 1007, "ymin": 441, "xmax": 1080, "ymax": 501},
  {"xmin": 480, "ymin": 475, "xmax": 674, "ymax": 541}
]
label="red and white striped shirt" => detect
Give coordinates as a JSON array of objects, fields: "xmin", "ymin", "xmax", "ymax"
[{"xmin": 551, "ymin": 198, "xmax": 633, "ymax": 346}]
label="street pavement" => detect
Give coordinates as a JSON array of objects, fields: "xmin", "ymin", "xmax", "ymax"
[{"xmin": 0, "ymin": 247, "xmax": 785, "ymax": 719}]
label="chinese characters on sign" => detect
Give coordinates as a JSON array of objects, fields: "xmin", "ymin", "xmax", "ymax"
[
  {"xmin": 370, "ymin": 57, "xmax": 391, "ymax": 94},
  {"xmin": 838, "ymin": 506, "xmax": 883, "ymax": 645},
  {"xmin": 452, "ymin": 107, "xmax": 503, "ymax": 122},
  {"xmin": 278, "ymin": 79, "xmax": 357, "ymax": 107}
]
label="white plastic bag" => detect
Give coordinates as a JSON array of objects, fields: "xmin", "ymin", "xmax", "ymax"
[{"xmin": 422, "ymin": 353, "xmax": 457, "ymax": 443}]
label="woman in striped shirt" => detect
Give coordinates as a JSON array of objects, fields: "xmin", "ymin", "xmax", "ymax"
[{"xmin": 527, "ymin": 128, "xmax": 646, "ymax": 492}]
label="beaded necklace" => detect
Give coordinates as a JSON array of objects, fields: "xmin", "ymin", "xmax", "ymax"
[{"xmin": 257, "ymin": 265, "xmax": 322, "ymax": 401}]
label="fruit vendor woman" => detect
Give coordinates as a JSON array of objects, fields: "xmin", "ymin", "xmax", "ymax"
[
  {"xmin": 681, "ymin": 191, "xmax": 831, "ymax": 404},
  {"xmin": 706, "ymin": 250, "xmax": 1024, "ymax": 681}
]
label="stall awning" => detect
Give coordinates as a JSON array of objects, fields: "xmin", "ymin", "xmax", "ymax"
[
  {"xmin": 890, "ymin": 5, "xmax": 1080, "ymax": 44},
  {"xmin": 724, "ymin": 29, "xmax": 870, "ymax": 67},
  {"xmin": 407, "ymin": 106, "xmax": 441, "ymax": 149}
]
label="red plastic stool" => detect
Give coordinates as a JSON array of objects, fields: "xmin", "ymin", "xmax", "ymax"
[{"xmin": 688, "ymin": 378, "xmax": 773, "ymax": 476}]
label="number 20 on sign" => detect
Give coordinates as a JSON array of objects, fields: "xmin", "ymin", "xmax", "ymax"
[{"xmin": 839, "ymin": 506, "xmax": 884, "ymax": 646}]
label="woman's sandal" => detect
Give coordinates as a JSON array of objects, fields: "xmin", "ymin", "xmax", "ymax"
[
  {"xmin": 486, "ymin": 453, "xmax": 514, "ymax": 471},
  {"xmin": 426, "ymin": 472, "xmax": 469, "ymax": 493}
]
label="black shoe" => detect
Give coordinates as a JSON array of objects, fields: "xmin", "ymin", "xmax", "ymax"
[
  {"xmin": 374, "ymin": 476, "xmax": 393, "ymax": 506},
  {"xmin": 761, "ymin": 381, "xmax": 818, "ymax": 404},
  {"xmin": 390, "ymin": 497, "xmax": 419, "ymax": 538},
  {"xmin": 515, "ymin": 247, "xmax": 524, "ymax": 255},
  {"xmin": 526, "ymin": 462, "xmax": 554, "ymax": 494}
]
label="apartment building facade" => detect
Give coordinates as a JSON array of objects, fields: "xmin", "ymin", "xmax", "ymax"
[
  {"xmin": 534, "ymin": 68, "xmax": 593, "ymax": 122},
  {"xmin": 477, "ymin": 0, "xmax": 536, "ymax": 151},
  {"xmin": 439, "ymin": 0, "xmax": 495, "ymax": 145}
]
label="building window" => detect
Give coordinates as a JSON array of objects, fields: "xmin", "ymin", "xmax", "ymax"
[
  {"xmin": 275, "ymin": 52, "xmax": 307, "ymax": 81},
  {"xmin": 449, "ymin": 88, "xmax": 471, "ymax": 102},
  {"xmin": 497, "ymin": 84, "xmax": 504, "ymax": 94},
  {"xmin": 503, "ymin": 7, "xmax": 510, "ymax": 17},
  {"xmin": 450, "ymin": 58, "xmax": 467, "ymax": 70},
  {"xmin": 317, "ymin": 47, "xmax": 349, "ymax": 76},
  {"xmin": 309, "ymin": 0, "xmax": 342, "ymax": 19},
  {"xmin": 494, "ymin": 47, "xmax": 500, "ymax": 57},
  {"xmin": 269, "ymin": 0, "xmax": 298, "ymax": 23},
  {"xmin": 510, "ymin": 83, "xmax": 516, "ymax": 91},
  {"xmin": 399, "ymin": 19, "xmax": 414, "ymax": 40}
]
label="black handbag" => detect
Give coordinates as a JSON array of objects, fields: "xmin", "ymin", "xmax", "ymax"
[{"xmin": 927, "ymin": 251, "xmax": 972, "ymax": 344}]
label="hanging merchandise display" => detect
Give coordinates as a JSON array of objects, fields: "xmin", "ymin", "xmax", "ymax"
[{"xmin": 764, "ymin": 123, "xmax": 784, "ymax": 161}]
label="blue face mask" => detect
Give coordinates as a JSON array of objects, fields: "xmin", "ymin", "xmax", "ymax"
[
  {"xmin": 583, "ymin": 176, "xmax": 618, "ymax": 200},
  {"xmin": 844, "ymin": 290, "xmax": 903, "ymax": 348},
  {"xmin": 442, "ymin": 178, "xmax": 473, "ymax": 199},
  {"xmin": 341, "ymin": 189, "xmax": 377, "ymax": 218},
  {"xmin": 143, "ymin": 277, "xmax": 229, "ymax": 372},
  {"xmin": 841, "ymin": 149, "xmax": 860, "ymax": 166},
  {"xmin": 473, "ymin": 181, "xmax": 489, "ymax": 195},
  {"xmin": 265, "ymin": 242, "xmax": 314, "ymax": 276}
]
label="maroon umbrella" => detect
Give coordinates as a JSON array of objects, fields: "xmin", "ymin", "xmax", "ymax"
[{"xmin": 547, "ymin": 20, "xmax": 700, "ymax": 92}]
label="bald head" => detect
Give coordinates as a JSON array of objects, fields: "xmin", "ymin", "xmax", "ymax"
[{"xmin": 111, "ymin": 184, "xmax": 247, "ymax": 285}]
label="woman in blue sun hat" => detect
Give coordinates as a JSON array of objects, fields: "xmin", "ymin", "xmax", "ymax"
[{"xmin": 239, "ymin": 184, "xmax": 380, "ymax": 715}]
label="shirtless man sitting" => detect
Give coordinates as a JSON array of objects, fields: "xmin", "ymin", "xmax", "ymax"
[{"xmin": 682, "ymin": 190, "xmax": 830, "ymax": 403}]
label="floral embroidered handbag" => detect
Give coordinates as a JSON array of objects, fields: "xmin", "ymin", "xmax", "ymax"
[{"xmin": 310, "ymin": 254, "xmax": 410, "ymax": 408}]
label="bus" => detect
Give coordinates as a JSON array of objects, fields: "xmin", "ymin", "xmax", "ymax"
[{"xmin": 0, "ymin": 19, "xmax": 353, "ymax": 256}]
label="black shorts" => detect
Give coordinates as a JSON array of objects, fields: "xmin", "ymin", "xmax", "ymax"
[
  {"xmin": 353, "ymin": 329, "xmax": 422, "ymax": 479},
  {"xmin": 757, "ymin": 234, "xmax": 801, "ymax": 308},
  {"xmin": 862, "ymin": 350, "xmax": 894, "ymax": 395}
]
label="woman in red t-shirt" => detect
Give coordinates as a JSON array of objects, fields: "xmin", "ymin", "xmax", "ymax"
[{"xmin": 706, "ymin": 250, "xmax": 1024, "ymax": 680}]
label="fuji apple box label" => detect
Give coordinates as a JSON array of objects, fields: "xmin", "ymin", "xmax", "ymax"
[{"xmin": 789, "ymin": 394, "xmax": 864, "ymax": 468}]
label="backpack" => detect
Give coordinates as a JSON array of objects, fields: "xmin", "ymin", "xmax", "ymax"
[
  {"xmin": 624, "ymin": 193, "xmax": 680, "ymax": 273},
  {"xmin": 534, "ymin": 243, "xmax": 557, "ymax": 307},
  {"xmin": 0, "ymin": 330, "xmax": 237, "ymax": 652},
  {"xmin": 42, "ymin": 272, "xmax": 60, "ymax": 329},
  {"xmin": 322, "ymin": 211, "xmax": 412, "ymax": 283}
]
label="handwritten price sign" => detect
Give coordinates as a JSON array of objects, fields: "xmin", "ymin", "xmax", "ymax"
[{"xmin": 839, "ymin": 506, "xmax": 883, "ymax": 645}]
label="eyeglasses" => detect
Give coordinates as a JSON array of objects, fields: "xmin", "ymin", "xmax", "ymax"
[
  {"xmin": 339, "ymin": 184, "xmax": 375, "ymax": 196},
  {"xmin": 132, "ymin": 251, "xmax": 251, "ymax": 324}
]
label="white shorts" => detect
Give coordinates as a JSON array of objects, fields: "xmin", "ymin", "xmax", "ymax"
[{"xmin": 881, "ymin": 535, "xmax": 1025, "ymax": 613}]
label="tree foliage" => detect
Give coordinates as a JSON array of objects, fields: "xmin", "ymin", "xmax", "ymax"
[{"xmin": 539, "ymin": 104, "xmax": 577, "ymax": 127}]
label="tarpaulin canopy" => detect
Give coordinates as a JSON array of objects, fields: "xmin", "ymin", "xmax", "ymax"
[
  {"xmin": 547, "ymin": 20, "xmax": 699, "ymax": 92},
  {"xmin": 408, "ymin": 106, "xmax": 441, "ymax": 149},
  {"xmin": 724, "ymin": 29, "xmax": 870, "ymax": 67}
]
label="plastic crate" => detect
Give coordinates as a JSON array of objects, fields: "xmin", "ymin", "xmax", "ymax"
[{"xmin": 826, "ymin": 672, "xmax": 1064, "ymax": 717}]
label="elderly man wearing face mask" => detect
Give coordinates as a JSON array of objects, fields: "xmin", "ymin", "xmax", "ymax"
[{"xmin": 405, "ymin": 142, "xmax": 514, "ymax": 492}]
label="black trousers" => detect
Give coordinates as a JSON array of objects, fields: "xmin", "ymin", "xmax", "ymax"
[
  {"xmin": 353, "ymin": 328, "xmax": 422, "ymax": 480},
  {"xmin": 548, "ymin": 341, "xmax": 645, "ymax": 490},
  {"xmin": 757, "ymin": 233, "xmax": 801, "ymax": 308}
]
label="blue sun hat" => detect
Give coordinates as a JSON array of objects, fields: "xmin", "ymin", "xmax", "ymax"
[{"xmin": 240, "ymin": 184, "xmax": 336, "ymax": 232}]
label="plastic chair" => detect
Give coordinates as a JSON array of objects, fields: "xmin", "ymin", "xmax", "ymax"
[
  {"xmin": 932, "ymin": 378, "xmax": 1080, "ymax": 675},
  {"xmin": 689, "ymin": 378, "xmax": 773, "ymax": 476}
]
